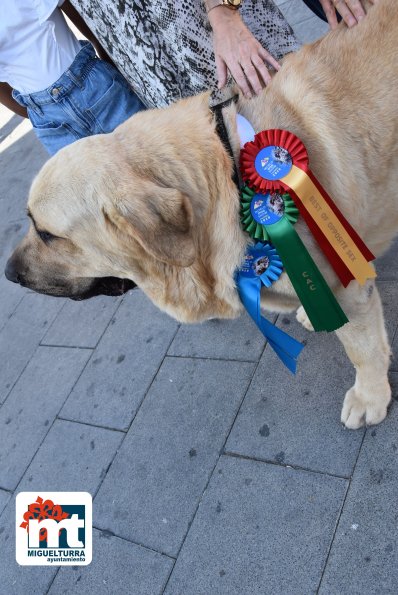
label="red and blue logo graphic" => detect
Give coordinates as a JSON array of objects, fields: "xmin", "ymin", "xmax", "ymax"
[{"xmin": 16, "ymin": 492, "xmax": 92, "ymax": 565}]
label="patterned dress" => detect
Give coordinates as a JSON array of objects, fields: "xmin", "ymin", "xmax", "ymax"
[{"xmin": 71, "ymin": 0, "xmax": 300, "ymax": 107}]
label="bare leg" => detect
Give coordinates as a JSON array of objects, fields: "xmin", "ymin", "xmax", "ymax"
[{"xmin": 335, "ymin": 280, "xmax": 391, "ymax": 429}]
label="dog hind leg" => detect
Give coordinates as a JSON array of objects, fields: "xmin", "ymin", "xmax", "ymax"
[
  {"xmin": 296, "ymin": 305, "xmax": 314, "ymax": 331},
  {"xmin": 335, "ymin": 280, "xmax": 391, "ymax": 429}
]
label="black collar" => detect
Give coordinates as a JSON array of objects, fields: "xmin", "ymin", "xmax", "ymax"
[{"xmin": 211, "ymin": 96, "xmax": 240, "ymax": 188}]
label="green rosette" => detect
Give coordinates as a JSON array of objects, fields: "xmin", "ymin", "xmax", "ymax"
[{"xmin": 241, "ymin": 186, "xmax": 348, "ymax": 332}]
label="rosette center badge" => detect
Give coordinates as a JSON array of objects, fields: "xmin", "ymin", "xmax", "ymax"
[
  {"xmin": 254, "ymin": 145, "xmax": 292, "ymax": 181},
  {"xmin": 250, "ymin": 192, "xmax": 285, "ymax": 226}
]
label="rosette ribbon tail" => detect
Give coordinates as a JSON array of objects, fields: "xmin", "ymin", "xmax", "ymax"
[
  {"xmin": 236, "ymin": 274, "xmax": 304, "ymax": 373},
  {"xmin": 282, "ymin": 165, "xmax": 376, "ymax": 287},
  {"xmin": 240, "ymin": 187, "xmax": 348, "ymax": 332},
  {"xmin": 267, "ymin": 217, "xmax": 348, "ymax": 332}
]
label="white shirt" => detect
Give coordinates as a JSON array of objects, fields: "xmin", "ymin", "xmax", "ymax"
[{"xmin": 0, "ymin": 0, "xmax": 81, "ymax": 93}]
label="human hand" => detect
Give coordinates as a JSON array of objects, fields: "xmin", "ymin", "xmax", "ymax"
[
  {"xmin": 208, "ymin": 7, "xmax": 280, "ymax": 98},
  {"xmin": 319, "ymin": 0, "xmax": 378, "ymax": 29}
]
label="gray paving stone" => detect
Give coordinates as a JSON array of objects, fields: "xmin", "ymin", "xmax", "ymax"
[
  {"xmin": 279, "ymin": 0, "xmax": 332, "ymax": 48},
  {"xmin": 293, "ymin": 16, "xmax": 329, "ymax": 44},
  {"xmin": 0, "ymin": 127, "xmax": 47, "ymax": 210},
  {"xmin": 17, "ymin": 419, "xmax": 123, "ymax": 494},
  {"xmin": 0, "ymin": 420, "xmax": 123, "ymax": 595},
  {"xmin": 279, "ymin": 0, "xmax": 318, "ymax": 26},
  {"xmin": 226, "ymin": 281, "xmax": 398, "ymax": 477},
  {"xmin": 0, "ymin": 489, "xmax": 10, "ymax": 516},
  {"xmin": 392, "ymin": 333, "xmax": 398, "ymax": 373},
  {"xmin": 168, "ymin": 311, "xmax": 269, "ymax": 361},
  {"xmin": 0, "ymin": 273, "xmax": 26, "ymax": 332},
  {"xmin": 0, "ymin": 218, "xmax": 29, "ymax": 269},
  {"xmin": 49, "ymin": 529, "xmax": 174, "ymax": 595},
  {"xmin": 380, "ymin": 281, "xmax": 398, "ymax": 372},
  {"xmin": 379, "ymin": 281, "xmax": 398, "ymax": 340},
  {"xmin": 319, "ymin": 402, "xmax": 398, "ymax": 595},
  {"xmin": 0, "ymin": 120, "xmax": 47, "ymax": 230},
  {"xmin": 391, "ymin": 371, "xmax": 398, "ymax": 395},
  {"xmin": 42, "ymin": 295, "xmax": 122, "ymax": 348},
  {"xmin": 94, "ymin": 357, "xmax": 255, "ymax": 556},
  {"xmin": 60, "ymin": 290, "xmax": 178, "ymax": 431},
  {"xmin": 0, "ymin": 292, "xmax": 64, "ymax": 404},
  {"xmin": 370, "ymin": 250, "xmax": 398, "ymax": 372},
  {"xmin": 165, "ymin": 455, "xmax": 348, "ymax": 595},
  {"xmin": 0, "ymin": 197, "xmax": 23, "ymax": 226},
  {"xmin": 0, "ymin": 346, "xmax": 91, "ymax": 491},
  {"xmin": 376, "ymin": 238, "xmax": 398, "ymax": 281},
  {"xmin": 0, "ymin": 113, "xmax": 23, "ymax": 143},
  {"xmin": 226, "ymin": 314, "xmax": 364, "ymax": 477},
  {"xmin": 0, "ymin": 189, "xmax": 29, "ymax": 229}
]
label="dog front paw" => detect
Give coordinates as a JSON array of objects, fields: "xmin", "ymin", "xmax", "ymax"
[
  {"xmin": 296, "ymin": 306, "xmax": 314, "ymax": 331},
  {"xmin": 341, "ymin": 385, "xmax": 391, "ymax": 429}
]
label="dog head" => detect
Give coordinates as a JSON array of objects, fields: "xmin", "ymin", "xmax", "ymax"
[{"xmin": 5, "ymin": 97, "xmax": 245, "ymax": 322}]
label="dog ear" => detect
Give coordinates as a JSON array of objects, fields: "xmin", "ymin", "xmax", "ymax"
[{"xmin": 103, "ymin": 187, "xmax": 195, "ymax": 267}]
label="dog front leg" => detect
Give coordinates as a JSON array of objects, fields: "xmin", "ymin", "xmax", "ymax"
[{"xmin": 335, "ymin": 280, "xmax": 391, "ymax": 429}]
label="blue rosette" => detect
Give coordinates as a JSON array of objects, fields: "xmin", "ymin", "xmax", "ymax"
[{"xmin": 236, "ymin": 242, "xmax": 304, "ymax": 373}]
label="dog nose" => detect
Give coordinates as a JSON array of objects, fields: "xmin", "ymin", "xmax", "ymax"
[{"xmin": 5, "ymin": 258, "xmax": 22, "ymax": 284}]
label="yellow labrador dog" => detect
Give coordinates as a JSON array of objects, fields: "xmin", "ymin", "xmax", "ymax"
[{"xmin": 6, "ymin": 0, "xmax": 398, "ymax": 429}]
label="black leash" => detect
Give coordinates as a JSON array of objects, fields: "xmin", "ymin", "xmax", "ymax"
[{"xmin": 210, "ymin": 95, "xmax": 240, "ymax": 188}]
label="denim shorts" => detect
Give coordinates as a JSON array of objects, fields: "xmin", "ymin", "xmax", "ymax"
[{"xmin": 13, "ymin": 41, "xmax": 145, "ymax": 155}]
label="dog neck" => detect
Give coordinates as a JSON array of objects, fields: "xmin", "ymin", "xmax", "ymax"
[{"xmin": 115, "ymin": 93, "xmax": 249, "ymax": 321}]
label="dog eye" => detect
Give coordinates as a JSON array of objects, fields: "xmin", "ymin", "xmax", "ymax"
[{"xmin": 38, "ymin": 230, "xmax": 56, "ymax": 243}]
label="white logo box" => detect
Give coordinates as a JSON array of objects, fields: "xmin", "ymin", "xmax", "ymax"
[{"xmin": 16, "ymin": 492, "xmax": 92, "ymax": 566}]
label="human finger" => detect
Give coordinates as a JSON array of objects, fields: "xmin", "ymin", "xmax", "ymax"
[
  {"xmin": 342, "ymin": 0, "xmax": 366, "ymax": 22},
  {"xmin": 332, "ymin": 0, "xmax": 359, "ymax": 27},
  {"xmin": 257, "ymin": 46, "xmax": 281, "ymax": 72},
  {"xmin": 238, "ymin": 54, "xmax": 265, "ymax": 94},
  {"xmin": 319, "ymin": 0, "xmax": 339, "ymax": 29},
  {"xmin": 251, "ymin": 53, "xmax": 273, "ymax": 88},
  {"xmin": 228, "ymin": 61, "xmax": 253, "ymax": 98},
  {"xmin": 215, "ymin": 54, "xmax": 228, "ymax": 89}
]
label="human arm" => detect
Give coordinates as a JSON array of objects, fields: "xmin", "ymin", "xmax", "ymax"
[
  {"xmin": 318, "ymin": 0, "xmax": 378, "ymax": 29},
  {"xmin": 207, "ymin": 6, "xmax": 280, "ymax": 98},
  {"xmin": 0, "ymin": 83, "xmax": 28, "ymax": 118}
]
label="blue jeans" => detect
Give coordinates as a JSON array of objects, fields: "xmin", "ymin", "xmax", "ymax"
[{"xmin": 13, "ymin": 42, "xmax": 145, "ymax": 155}]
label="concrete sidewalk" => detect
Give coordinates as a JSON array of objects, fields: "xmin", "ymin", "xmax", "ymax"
[{"xmin": 1, "ymin": 3, "xmax": 397, "ymax": 593}]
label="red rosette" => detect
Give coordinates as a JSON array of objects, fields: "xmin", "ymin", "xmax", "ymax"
[{"xmin": 240, "ymin": 129, "xmax": 309, "ymax": 192}]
